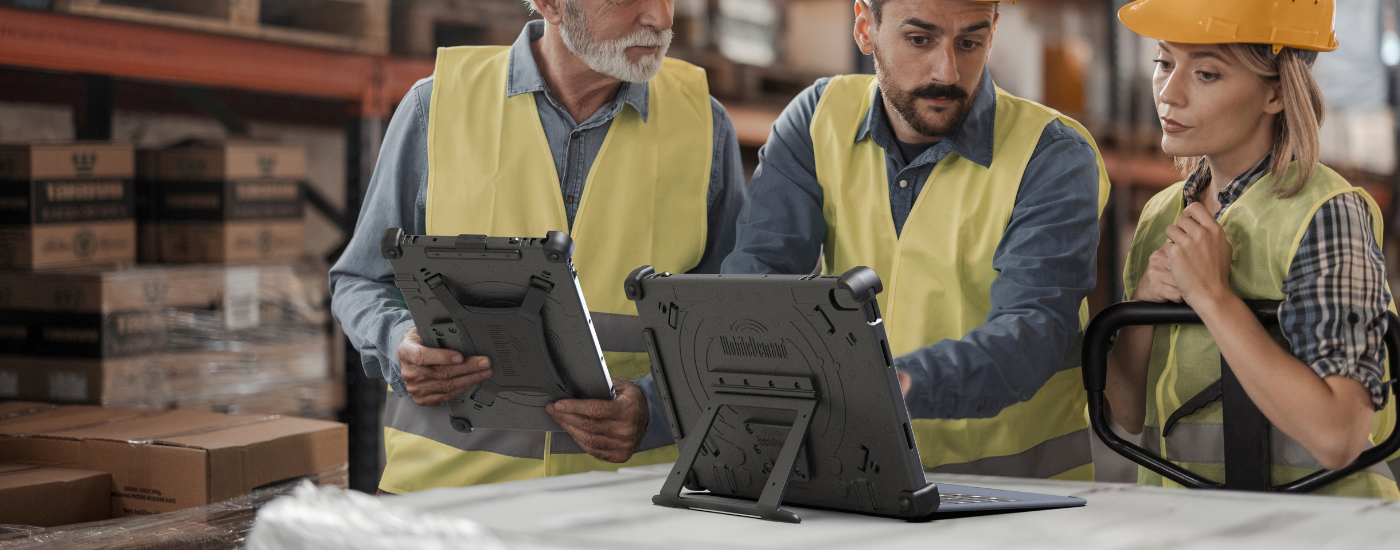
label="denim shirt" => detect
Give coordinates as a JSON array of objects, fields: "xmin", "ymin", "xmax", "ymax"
[
  {"xmin": 329, "ymin": 21, "xmax": 747, "ymax": 448},
  {"xmin": 722, "ymin": 68, "xmax": 1103, "ymax": 421}
]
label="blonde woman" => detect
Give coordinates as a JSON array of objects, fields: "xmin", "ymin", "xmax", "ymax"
[{"xmin": 1106, "ymin": 0, "xmax": 1399, "ymax": 498}]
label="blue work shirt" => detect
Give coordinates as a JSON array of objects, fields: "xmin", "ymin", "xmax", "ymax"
[
  {"xmin": 330, "ymin": 21, "xmax": 747, "ymax": 449},
  {"xmin": 722, "ymin": 69, "xmax": 1102, "ymax": 421}
]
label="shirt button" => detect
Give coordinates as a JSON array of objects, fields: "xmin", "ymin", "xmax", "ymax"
[
  {"xmin": 565, "ymin": 195, "xmax": 575, "ymax": 204},
  {"xmin": 899, "ymin": 180, "xmax": 909, "ymax": 189},
  {"xmin": 571, "ymin": 131, "xmax": 580, "ymax": 139}
]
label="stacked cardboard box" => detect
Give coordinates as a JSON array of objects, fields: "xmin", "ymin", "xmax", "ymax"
[
  {"xmin": 137, "ymin": 140, "xmax": 306, "ymax": 264},
  {"xmin": 0, "ymin": 463, "xmax": 111, "ymax": 527},
  {"xmin": 0, "ymin": 138, "xmax": 340, "ymax": 533},
  {"xmin": 0, "ymin": 458, "xmax": 320, "ymax": 549},
  {"xmin": 0, "ymin": 143, "xmax": 137, "ymax": 270},
  {"xmin": 0, "ymin": 402, "xmax": 347, "ymax": 518},
  {"xmin": 0, "ymin": 263, "xmax": 338, "ymax": 417}
]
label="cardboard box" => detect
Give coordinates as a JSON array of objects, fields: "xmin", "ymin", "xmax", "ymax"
[
  {"xmin": 142, "ymin": 178, "xmax": 304, "ymax": 220},
  {"xmin": 137, "ymin": 141, "xmax": 305, "ymax": 265},
  {"xmin": 0, "ymin": 463, "xmax": 111, "ymax": 527},
  {"xmin": 0, "ymin": 220, "xmax": 138, "ymax": 271},
  {"xmin": 149, "ymin": 219, "xmax": 305, "ymax": 264},
  {"xmin": 145, "ymin": 141, "xmax": 306, "ymax": 181},
  {"xmin": 0, "ymin": 143, "xmax": 137, "ymax": 270},
  {"xmin": 0, "ymin": 407, "xmax": 347, "ymax": 517},
  {"xmin": 0, "ymin": 405, "xmax": 164, "ymax": 466}
]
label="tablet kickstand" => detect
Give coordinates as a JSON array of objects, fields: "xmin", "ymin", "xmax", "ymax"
[{"xmin": 652, "ymin": 395, "xmax": 817, "ymax": 523}]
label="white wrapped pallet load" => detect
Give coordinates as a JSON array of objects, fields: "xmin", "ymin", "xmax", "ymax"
[
  {"xmin": 717, "ymin": 0, "xmax": 779, "ymax": 67},
  {"xmin": 248, "ymin": 482, "xmax": 508, "ymax": 550}
]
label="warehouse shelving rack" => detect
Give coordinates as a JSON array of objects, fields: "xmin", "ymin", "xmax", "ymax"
[{"xmin": 0, "ymin": 5, "xmax": 436, "ymax": 493}]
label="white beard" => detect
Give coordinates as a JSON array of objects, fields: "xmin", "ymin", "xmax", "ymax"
[{"xmin": 558, "ymin": 0, "xmax": 673, "ymax": 83}]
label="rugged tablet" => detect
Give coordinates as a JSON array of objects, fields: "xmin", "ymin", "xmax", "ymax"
[
  {"xmin": 625, "ymin": 266, "xmax": 1086, "ymax": 522},
  {"xmin": 381, "ymin": 229, "xmax": 614, "ymax": 432}
]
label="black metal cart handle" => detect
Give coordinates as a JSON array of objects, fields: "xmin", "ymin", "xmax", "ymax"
[{"xmin": 1082, "ymin": 300, "xmax": 1400, "ymax": 492}]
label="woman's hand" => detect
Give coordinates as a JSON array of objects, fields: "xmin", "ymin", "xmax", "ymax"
[
  {"xmin": 1163, "ymin": 202, "xmax": 1234, "ymax": 307},
  {"xmin": 1132, "ymin": 248, "xmax": 1182, "ymax": 303}
]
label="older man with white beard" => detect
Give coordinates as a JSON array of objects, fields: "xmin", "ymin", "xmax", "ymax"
[{"xmin": 329, "ymin": 0, "xmax": 746, "ymax": 493}]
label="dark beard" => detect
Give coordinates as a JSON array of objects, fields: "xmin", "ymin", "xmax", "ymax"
[{"xmin": 874, "ymin": 47, "xmax": 979, "ymax": 140}]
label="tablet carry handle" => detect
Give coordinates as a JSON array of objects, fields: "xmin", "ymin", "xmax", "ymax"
[
  {"xmin": 1082, "ymin": 301, "xmax": 1400, "ymax": 492},
  {"xmin": 424, "ymin": 273, "xmax": 577, "ymax": 413},
  {"xmin": 381, "ymin": 227, "xmax": 405, "ymax": 259},
  {"xmin": 381, "ymin": 228, "xmax": 582, "ymax": 433}
]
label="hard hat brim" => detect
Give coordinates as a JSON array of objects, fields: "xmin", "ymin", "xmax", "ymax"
[{"xmin": 1118, "ymin": 0, "xmax": 1338, "ymax": 53}]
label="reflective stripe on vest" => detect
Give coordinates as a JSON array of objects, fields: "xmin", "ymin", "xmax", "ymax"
[
  {"xmin": 809, "ymin": 75, "xmax": 1111, "ymax": 479},
  {"xmin": 1141, "ymin": 425, "xmax": 1396, "ymax": 482},
  {"xmin": 379, "ymin": 45, "xmax": 709, "ymax": 492},
  {"xmin": 1124, "ymin": 163, "xmax": 1400, "ymax": 499},
  {"xmin": 927, "ymin": 428, "xmax": 1093, "ymax": 480}
]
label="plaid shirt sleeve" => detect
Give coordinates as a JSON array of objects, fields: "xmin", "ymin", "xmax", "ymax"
[{"xmin": 1279, "ymin": 192, "xmax": 1391, "ymax": 409}]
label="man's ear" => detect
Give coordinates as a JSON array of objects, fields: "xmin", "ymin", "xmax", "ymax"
[
  {"xmin": 854, "ymin": 0, "xmax": 875, "ymax": 55},
  {"xmin": 534, "ymin": 0, "xmax": 565, "ymax": 25}
]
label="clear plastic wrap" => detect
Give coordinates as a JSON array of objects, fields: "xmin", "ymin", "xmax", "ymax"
[
  {"xmin": 97, "ymin": 339, "xmax": 339, "ymax": 416},
  {"xmin": 246, "ymin": 481, "xmax": 507, "ymax": 550},
  {"xmin": 0, "ymin": 262, "xmax": 338, "ymax": 418},
  {"xmin": 0, "ymin": 464, "xmax": 347, "ymax": 550},
  {"xmin": 170, "ymin": 377, "xmax": 344, "ymax": 420},
  {"xmin": 0, "ymin": 402, "xmax": 55, "ymax": 420}
]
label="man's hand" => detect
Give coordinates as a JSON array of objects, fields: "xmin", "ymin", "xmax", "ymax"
[
  {"xmin": 897, "ymin": 371, "xmax": 912, "ymax": 398},
  {"xmin": 1163, "ymin": 202, "xmax": 1234, "ymax": 307},
  {"xmin": 398, "ymin": 326, "xmax": 493, "ymax": 407},
  {"xmin": 1132, "ymin": 248, "xmax": 1182, "ymax": 303},
  {"xmin": 546, "ymin": 378, "xmax": 649, "ymax": 463}
]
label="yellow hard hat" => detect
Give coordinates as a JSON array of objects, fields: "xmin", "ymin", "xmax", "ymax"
[{"xmin": 1119, "ymin": 0, "xmax": 1338, "ymax": 54}]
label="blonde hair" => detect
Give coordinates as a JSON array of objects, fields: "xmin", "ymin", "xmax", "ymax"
[{"xmin": 1175, "ymin": 45, "xmax": 1325, "ymax": 198}]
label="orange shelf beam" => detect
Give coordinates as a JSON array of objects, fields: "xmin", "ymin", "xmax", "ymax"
[
  {"xmin": 382, "ymin": 56, "xmax": 435, "ymax": 112},
  {"xmin": 0, "ymin": 7, "xmax": 433, "ymax": 118},
  {"xmin": 1102, "ymin": 152, "xmax": 1182, "ymax": 192}
]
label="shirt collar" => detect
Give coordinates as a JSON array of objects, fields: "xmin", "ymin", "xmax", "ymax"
[
  {"xmin": 1182, "ymin": 154, "xmax": 1273, "ymax": 215},
  {"xmin": 855, "ymin": 65, "xmax": 997, "ymax": 169},
  {"xmin": 505, "ymin": 20, "xmax": 651, "ymax": 122}
]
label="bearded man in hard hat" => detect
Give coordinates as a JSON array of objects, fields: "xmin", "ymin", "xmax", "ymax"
[
  {"xmin": 723, "ymin": 0, "xmax": 1110, "ymax": 480},
  {"xmin": 330, "ymin": 0, "xmax": 746, "ymax": 493}
]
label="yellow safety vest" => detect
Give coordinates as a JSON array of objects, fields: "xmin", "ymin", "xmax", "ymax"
[
  {"xmin": 1123, "ymin": 163, "xmax": 1399, "ymax": 499},
  {"xmin": 379, "ymin": 45, "xmax": 713, "ymax": 493},
  {"xmin": 810, "ymin": 75, "xmax": 1111, "ymax": 480}
]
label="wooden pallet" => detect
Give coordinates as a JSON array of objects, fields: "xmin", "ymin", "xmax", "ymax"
[
  {"xmin": 390, "ymin": 0, "xmax": 705, "ymax": 58},
  {"xmin": 391, "ymin": 0, "xmax": 534, "ymax": 57},
  {"xmin": 52, "ymin": 0, "xmax": 389, "ymax": 54}
]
